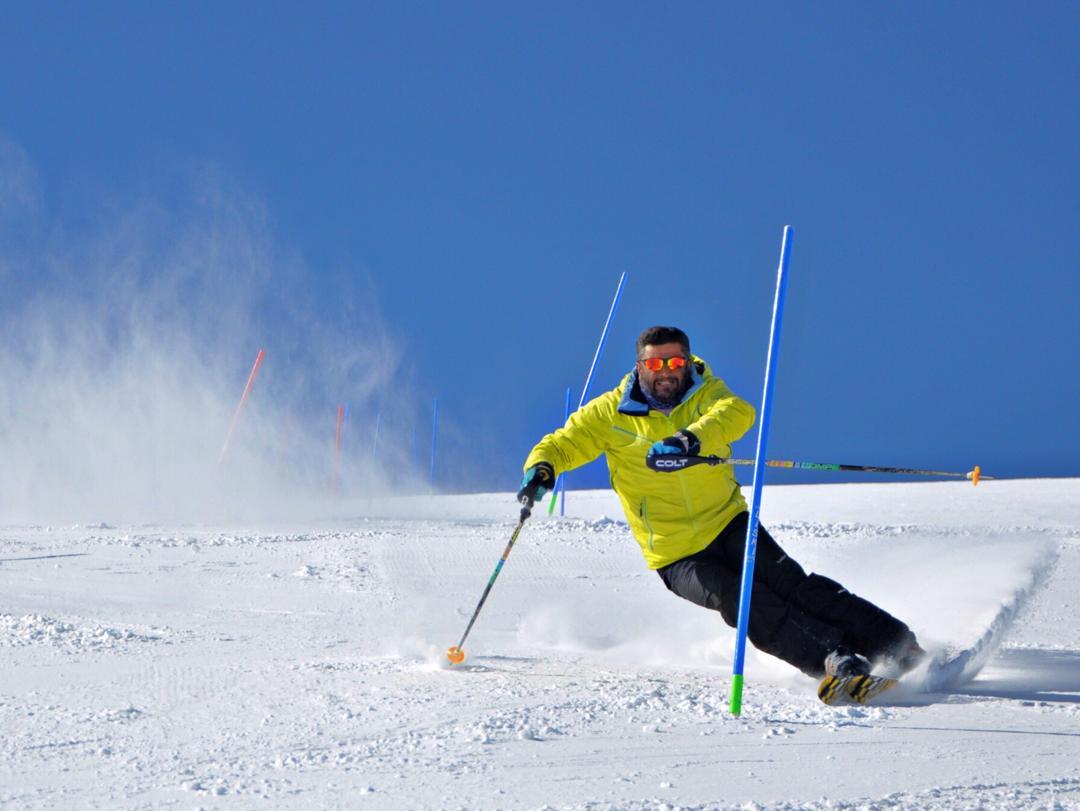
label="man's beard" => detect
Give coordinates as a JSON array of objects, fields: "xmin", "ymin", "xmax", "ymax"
[{"xmin": 644, "ymin": 374, "xmax": 690, "ymax": 408}]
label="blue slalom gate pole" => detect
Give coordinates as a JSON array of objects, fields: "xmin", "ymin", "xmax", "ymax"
[
  {"xmin": 548, "ymin": 271, "xmax": 628, "ymax": 515},
  {"xmin": 559, "ymin": 386, "xmax": 571, "ymax": 516},
  {"xmin": 429, "ymin": 398, "xmax": 439, "ymax": 491},
  {"xmin": 730, "ymin": 225, "xmax": 793, "ymax": 716},
  {"xmin": 373, "ymin": 411, "xmax": 382, "ymax": 456}
]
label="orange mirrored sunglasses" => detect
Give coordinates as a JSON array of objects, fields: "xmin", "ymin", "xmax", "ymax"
[{"xmin": 638, "ymin": 356, "xmax": 688, "ymax": 372}]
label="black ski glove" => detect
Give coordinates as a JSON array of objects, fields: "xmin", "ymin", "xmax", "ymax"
[
  {"xmin": 647, "ymin": 430, "xmax": 701, "ymax": 458},
  {"xmin": 517, "ymin": 461, "xmax": 556, "ymax": 506}
]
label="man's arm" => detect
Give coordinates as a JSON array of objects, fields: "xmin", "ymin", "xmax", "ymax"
[
  {"xmin": 523, "ymin": 390, "xmax": 619, "ymax": 475},
  {"xmin": 682, "ymin": 378, "xmax": 756, "ymax": 450}
]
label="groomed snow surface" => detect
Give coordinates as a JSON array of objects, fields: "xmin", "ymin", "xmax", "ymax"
[{"xmin": 2, "ymin": 478, "xmax": 1079, "ymax": 809}]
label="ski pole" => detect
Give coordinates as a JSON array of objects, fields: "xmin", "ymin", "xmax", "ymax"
[
  {"xmin": 646, "ymin": 454, "xmax": 986, "ymax": 485},
  {"xmin": 446, "ymin": 497, "xmax": 534, "ymax": 665}
]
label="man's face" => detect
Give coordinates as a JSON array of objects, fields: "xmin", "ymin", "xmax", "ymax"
[{"xmin": 637, "ymin": 341, "xmax": 691, "ymax": 406}]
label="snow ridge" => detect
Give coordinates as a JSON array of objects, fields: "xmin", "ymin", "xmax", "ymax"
[{"xmin": 0, "ymin": 613, "xmax": 165, "ymax": 653}]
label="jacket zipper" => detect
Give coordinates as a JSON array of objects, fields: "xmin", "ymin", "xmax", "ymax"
[
  {"xmin": 667, "ymin": 415, "xmax": 699, "ymax": 536},
  {"xmin": 639, "ymin": 497, "xmax": 655, "ymax": 552}
]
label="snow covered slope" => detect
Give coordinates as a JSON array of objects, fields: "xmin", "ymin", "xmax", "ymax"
[{"xmin": 1, "ymin": 478, "xmax": 1078, "ymax": 808}]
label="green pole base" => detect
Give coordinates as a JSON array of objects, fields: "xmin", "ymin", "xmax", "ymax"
[
  {"xmin": 546, "ymin": 479, "xmax": 558, "ymax": 515},
  {"xmin": 729, "ymin": 673, "xmax": 744, "ymax": 716}
]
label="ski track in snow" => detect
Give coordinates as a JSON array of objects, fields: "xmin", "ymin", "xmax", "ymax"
[{"xmin": 1, "ymin": 480, "xmax": 1079, "ymax": 809}]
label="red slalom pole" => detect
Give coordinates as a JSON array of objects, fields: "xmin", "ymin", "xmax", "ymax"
[{"xmin": 217, "ymin": 349, "xmax": 265, "ymax": 467}]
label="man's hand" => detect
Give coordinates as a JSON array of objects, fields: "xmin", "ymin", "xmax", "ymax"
[
  {"xmin": 517, "ymin": 462, "xmax": 556, "ymax": 506},
  {"xmin": 648, "ymin": 430, "xmax": 701, "ymax": 458}
]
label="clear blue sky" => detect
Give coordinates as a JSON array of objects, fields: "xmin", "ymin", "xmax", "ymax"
[{"xmin": 2, "ymin": 3, "xmax": 1077, "ymax": 491}]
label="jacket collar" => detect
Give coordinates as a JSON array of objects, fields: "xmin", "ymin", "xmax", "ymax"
[{"xmin": 617, "ymin": 357, "xmax": 705, "ymax": 415}]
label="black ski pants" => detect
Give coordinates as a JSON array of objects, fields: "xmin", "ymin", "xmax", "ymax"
[{"xmin": 657, "ymin": 512, "xmax": 914, "ymax": 677}]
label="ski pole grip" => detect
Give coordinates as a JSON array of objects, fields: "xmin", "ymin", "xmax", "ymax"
[{"xmin": 646, "ymin": 454, "xmax": 722, "ymax": 472}]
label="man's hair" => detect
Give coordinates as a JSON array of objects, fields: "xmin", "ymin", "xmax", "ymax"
[{"xmin": 636, "ymin": 326, "xmax": 690, "ymax": 357}]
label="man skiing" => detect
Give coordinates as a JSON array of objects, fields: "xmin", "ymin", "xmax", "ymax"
[{"xmin": 519, "ymin": 326, "xmax": 924, "ymax": 687}]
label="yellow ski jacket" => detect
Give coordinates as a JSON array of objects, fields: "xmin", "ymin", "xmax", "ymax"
[{"xmin": 524, "ymin": 357, "xmax": 756, "ymax": 569}]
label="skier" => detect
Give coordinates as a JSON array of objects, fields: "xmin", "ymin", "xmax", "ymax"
[{"xmin": 518, "ymin": 326, "xmax": 925, "ymax": 682}]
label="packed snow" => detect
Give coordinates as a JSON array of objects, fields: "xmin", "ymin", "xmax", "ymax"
[{"xmin": 2, "ymin": 478, "xmax": 1079, "ymax": 809}]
